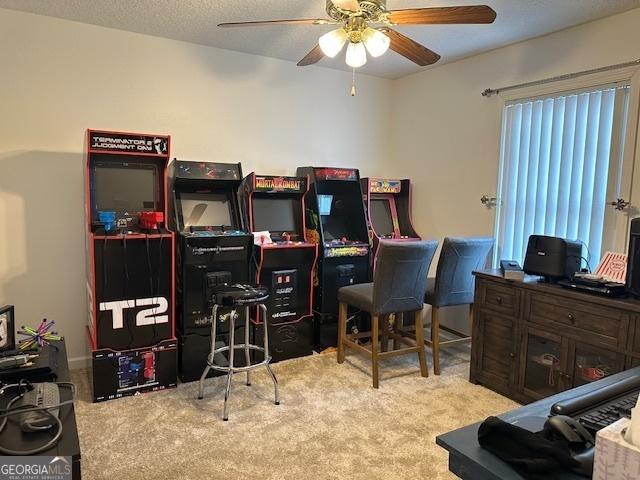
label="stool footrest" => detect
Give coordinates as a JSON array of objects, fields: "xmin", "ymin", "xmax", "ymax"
[{"xmin": 206, "ymin": 358, "xmax": 273, "ymax": 373}]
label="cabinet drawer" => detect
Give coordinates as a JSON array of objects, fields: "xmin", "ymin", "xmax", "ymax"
[
  {"xmin": 477, "ymin": 281, "xmax": 519, "ymax": 317},
  {"xmin": 528, "ymin": 294, "xmax": 625, "ymax": 348}
]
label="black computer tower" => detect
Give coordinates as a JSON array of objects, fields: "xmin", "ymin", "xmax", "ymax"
[{"xmin": 627, "ymin": 218, "xmax": 640, "ymax": 297}]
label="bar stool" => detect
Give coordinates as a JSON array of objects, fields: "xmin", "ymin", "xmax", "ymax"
[
  {"xmin": 424, "ymin": 237, "xmax": 493, "ymax": 375},
  {"xmin": 337, "ymin": 240, "xmax": 438, "ymax": 388},
  {"xmin": 197, "ymin": 284, "xmax": 280, "ymax": 421}
]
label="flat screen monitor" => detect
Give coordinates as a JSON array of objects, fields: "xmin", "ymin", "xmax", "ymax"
[
  {"xmin": 180, "ymin": 193, "xmax": 233, "ymax": 228},
  {"xmin": 252, "ymin": 198, "xmax": 297, "ymax": 233},
  {"xmin": 370, "ymin": 199, "xmax": 394, "ymax": 237},
  {"xmin": 93, "ymin": 162, "xmax": 159, "ymax": 215}
]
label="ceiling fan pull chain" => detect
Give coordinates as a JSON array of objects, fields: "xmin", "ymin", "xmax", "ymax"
[{"xmin": 351, "ymin": 68, "xmax": 357, "ymax": 96}]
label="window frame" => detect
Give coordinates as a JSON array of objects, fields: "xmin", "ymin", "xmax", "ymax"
[{"xmin": 492, "ymin": 65, "xmax": 640, "ymax": 267}]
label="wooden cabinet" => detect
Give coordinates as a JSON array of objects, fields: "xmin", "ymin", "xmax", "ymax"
[{"xmin": 471, "ymin": 271, "xmax": 640, "ymax": 404}]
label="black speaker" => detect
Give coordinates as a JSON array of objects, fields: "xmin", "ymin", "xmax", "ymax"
[
  {"xmin": 626, "ymin": 218, "xmax": 640, "ymax": 297},
  {"xmin": 523, "ymin": 235, "xmax": 582, "ymax": 281}
]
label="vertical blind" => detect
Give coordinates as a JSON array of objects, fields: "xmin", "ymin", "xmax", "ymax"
[{"xmin": 496, "ymin": 84, "xmax": 630, "ymax": 267}]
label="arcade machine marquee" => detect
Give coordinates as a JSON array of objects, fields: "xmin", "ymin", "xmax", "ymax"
[
  {"xmin": 85, "ymin": 129, "xmax": 177, "ymax": 402},
  {"xmin": 169, "ymin": 160, "xmax": 253, "ymax": 382},
  {"xmin": 239, "ymin": 174, "xmax": 318, "ymax": 361},
  {"xmin": 296, "ymin": 167, "xmax": 371, "ymax": 350}
]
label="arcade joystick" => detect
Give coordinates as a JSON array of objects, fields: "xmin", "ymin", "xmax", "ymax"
[{"xmin": 283, "ymin": 232, "xmax": 291, "ymax": 243}]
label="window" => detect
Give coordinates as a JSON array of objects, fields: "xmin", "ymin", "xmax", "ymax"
[{"xmin": 495, "ymin": 84, "xmax": 631, "ymax": 268}]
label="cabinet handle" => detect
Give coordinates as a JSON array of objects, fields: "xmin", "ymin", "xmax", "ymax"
[
  {"xmin": 568, "ymin": 313, "xmax": 575, "ymax": 323},
  {"xmin": 496, "ymin": 296, "xmax": 503, "ymax": 304},
  {"xmin": 509, "ymin": 352, "xmax": 515, "ymax": 359}
]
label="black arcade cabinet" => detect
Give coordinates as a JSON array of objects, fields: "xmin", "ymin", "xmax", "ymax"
[
  {"xmin": 296, "ymin": 167, "xmax": 371, "ymax": 350},
  {"xmin": 239, "ymin": 174, "xmax": 318, "ymax": 362},
  {"xmin": 362, "ymin": 178, "xmax": 421, "ymax": 263},
  {"xmin": 85, "ymin": 129, "xmax": 177, "ymax": 402},
  {"xmin": 169, "ymin": 160, "xmax": 253, "ymax": 382}
]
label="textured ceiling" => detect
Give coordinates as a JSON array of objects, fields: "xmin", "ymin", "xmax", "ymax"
[{"xmin": 1, "ymin": 0, "xmax": 639, "ymax": 79}]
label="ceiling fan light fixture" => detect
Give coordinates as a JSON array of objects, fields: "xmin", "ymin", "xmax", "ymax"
[
  {"xmin": 362, "ymin": 27, "xmax": 390, "ymax": 57},
  {"xmin": 319, "ymin": 28, "xmax": 349, "ymax": 58},
  {"xmin": 345, "ymin": 41, "xmax": 367, "ymax": 68}
]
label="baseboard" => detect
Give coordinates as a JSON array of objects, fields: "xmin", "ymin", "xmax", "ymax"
[{"xmin": 68, "ymin": 355, "xmax": 91, "ymax": 371}]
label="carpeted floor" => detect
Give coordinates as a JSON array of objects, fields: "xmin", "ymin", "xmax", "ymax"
[{"xmin": 72, "ymin": 348, "xmax": 518, "ymax": 479}]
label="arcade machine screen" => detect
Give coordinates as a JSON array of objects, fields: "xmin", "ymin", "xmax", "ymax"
[
  {"xmin": 180, "ymin": 193, "xmax": 233, "ymax": 229},
  {"xmin": 370, "ymin": 199, "xmax": 394, "ymax": 238},
  {"xmin": 252, "ymin": 198, "xmax": 297, "ymax": 236},
  {"xmin": 93, "ymin": 162, "xmax": 159, "ymax": 216},
  {"xmin": 319, "ymin": 192, "xmax": 364, "ymax": 242}
]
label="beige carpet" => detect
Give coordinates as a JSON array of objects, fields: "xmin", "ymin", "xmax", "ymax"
[{"xmin": 72, "ymin": 348, "xmax": 518, "ymax": 480}]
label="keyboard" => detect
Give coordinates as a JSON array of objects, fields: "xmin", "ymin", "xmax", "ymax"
[
  {"xmin": 578, "ymin": 391, "xmax": 638, "ymax": 433},
  {"xmin": 550, "ymin": 375, "xmax": 640, "ymax": 434}
]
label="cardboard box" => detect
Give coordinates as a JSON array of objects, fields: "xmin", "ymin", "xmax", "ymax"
[{"xmin": 594, "ymin": 417, "xmax": 640, "ymax": 479}]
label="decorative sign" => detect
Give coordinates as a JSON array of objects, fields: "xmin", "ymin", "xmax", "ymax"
[
  {"xmin": 315, "ymin": 168, "xmax": 358, "ymax": 181},
  {"xmin": 254, "ymin": 175, "xmax": 306, "ymax": 193},
  {"xmin": 370, "ymin": 179, "xmax": 402, "ymax": 194},
  {"xmin": 594, "ymin": 251, "xmax": 628, "ymax": 284},
  {"xmin": 89, "ymin": 131, "xmax": 169, "ymax": 156}
]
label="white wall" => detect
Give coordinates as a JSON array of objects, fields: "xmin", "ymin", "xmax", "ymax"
[
  {"xmin": 0, "ymin": 8, "xmax": 391, "ymax": 365},
  {"xmin": 2, "ymin": 6, "xmax": 639, "ymax": 364},
  {"xmin": 390, "ymin": 7, "xmax": 640, "ymax": 242}
]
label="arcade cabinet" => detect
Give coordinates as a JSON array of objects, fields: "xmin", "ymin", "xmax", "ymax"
[
  {"xmin": 239, "ymin": 174, "xmax": 318, "ymax": 362},
  {"xmin": 361, "ymin": 178, "xmax": 421, "ymax": 261},
  {"xmin": 296, "ymin": 167, "xmax": 371, "ymax": 350},
  {"xmin": 169, "ymin": 160, "xmax": 253, "ymax": 382},
  {"xmin": 85, "ymin": 129, "xmax": 177, "ymax": 402}
]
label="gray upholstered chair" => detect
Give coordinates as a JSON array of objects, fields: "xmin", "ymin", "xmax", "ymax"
[
  {"xmin": 424, "ymin": 237, "xmax": 494, "ymax": 375},
  {"xmin": 337, "ymin": 240, "xmax": 439, "ymax": 388}
]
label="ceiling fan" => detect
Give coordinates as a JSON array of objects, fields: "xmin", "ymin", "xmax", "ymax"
[{"xmin": 219, "ymin": 1, "xmax": 497, "ymax": 69}]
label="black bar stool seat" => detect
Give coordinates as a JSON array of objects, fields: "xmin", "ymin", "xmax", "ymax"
[{"xmin": 197, "ymin": 283, "xmax": 279, "ymax": 421}]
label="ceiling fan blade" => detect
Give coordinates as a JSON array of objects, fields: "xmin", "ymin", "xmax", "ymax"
[
  {"xmin": 381, "ymin": 29, "xmax": 441, "ymax": 66},
  {"xmin": 387, "ymin": 5, "xmax": 497, "ymax": 25},
  {"xmin": 297, "ymin": 45, "xmax": 325, "ymax": 67},
  {"xmin": 332, "ymin": 0, "xmax": 361, "ymax": 12},
  {"xmin": 219, "ymin": 18, "xmax": 335, "ymax": 28}
]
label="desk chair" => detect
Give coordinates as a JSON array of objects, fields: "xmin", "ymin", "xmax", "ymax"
[
  {"xmin": 337, "ymin": 240, "xmax": 438, "ymax": 388},
  {"xmin": 424, "ymin": 237, "xmax": 493, "ymax": 375}
]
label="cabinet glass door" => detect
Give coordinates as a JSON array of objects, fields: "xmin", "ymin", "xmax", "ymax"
[
  {"xmin": 570, "ymin": 343, "xmax": 621, "ymax": 387},
  {"xmin": 522, "ymin": 330, "xmax": 563, "ymax": 399}
]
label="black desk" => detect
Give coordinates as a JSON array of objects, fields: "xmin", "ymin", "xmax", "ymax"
[
  {"xmin": 436, "ymin": 366, "xmax": 640, "ymax": 480},
  {"xmin": 0, "ymin": 340, "xmax": 81, "ymax": 478}
]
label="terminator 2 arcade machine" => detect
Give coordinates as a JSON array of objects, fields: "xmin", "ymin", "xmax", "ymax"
[
  {"xmin": 169, "ymin": 160, "xmax": 253, "ymax": 382},
  {"xmin": 239, "ymin": 174, "xmax": 318, "ymax": 362},
  {"xmin": 296, "ymin": 167, "xmax": 371, "ymax": 350},
  {"xmin": 362, "ymin": 178, "xmax": 421, "ymax": 261},
  {"xmin": 85, "ymin": 129, "xmax": 177, "ymax": 402}
]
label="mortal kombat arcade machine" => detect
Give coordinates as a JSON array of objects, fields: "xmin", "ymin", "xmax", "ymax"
[
  {"xmin": 296, "ymin": 167, "xmax": 371, "ymax": 350},
  {"xmin": 239, "ymin": 174, "xmax": 318, "ymax": 362},
  {"xmin": 362, "ymin": 178, "xmax": 421, "ymax": 263},
  {"xmin": 85, "ymin": 129, "xmax": 177, "ymax": 402},
  {"xmin": 169, "ymin": 160, "xmax": 253, "ymax": 382}
]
